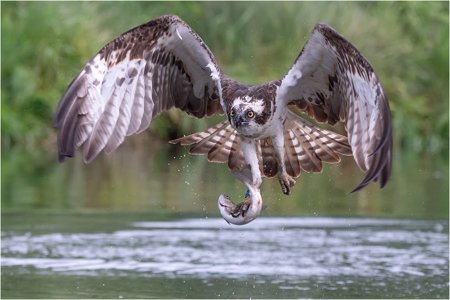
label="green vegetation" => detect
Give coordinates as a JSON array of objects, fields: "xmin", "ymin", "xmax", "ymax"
[{"xmin": 2, "ymin": 2, "xmax": 448, "ymax": 154}]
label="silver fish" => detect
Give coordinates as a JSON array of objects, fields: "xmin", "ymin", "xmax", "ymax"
[{"xmin": 218, "ymin": 165, "xmax": 267, "ymax": 225}]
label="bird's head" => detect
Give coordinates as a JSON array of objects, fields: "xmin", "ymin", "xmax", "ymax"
[{"xmin": 228, "ymin": 96, "xmax": 266, "ymax": 131}]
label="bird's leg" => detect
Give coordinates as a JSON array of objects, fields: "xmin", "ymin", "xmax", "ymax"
[
  {"xmin": 239, "ymin": 137, "xmax": 262, "ymax": 189},
  {"xmin": 219, "ymin": 138, "xmax": 266, "ymax": 225},
  {"xmin": 271, "ymin": 134, "xmax": 296, "ymax": 195}
]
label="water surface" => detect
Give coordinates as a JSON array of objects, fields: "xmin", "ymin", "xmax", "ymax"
[
  {"xmin": 2, "ymin": 145, "xmax": 449, "ymax": 298},
  {"xmin": 2, "ymin": 214, "xmax": 448, "ymax": 298}
]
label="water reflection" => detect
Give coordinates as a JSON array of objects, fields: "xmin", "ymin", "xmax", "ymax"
[{"xmin": 2, "ymin": 143, "xmax": 449, "ymax": 219}]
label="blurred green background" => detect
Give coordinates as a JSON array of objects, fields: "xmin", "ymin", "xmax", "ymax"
[
  {"xmin": 2, "ymin": 5, "xmax": 449, "ymax": 299},
  {"xmin": 2, "ymin": 1, "xmax": 449, "ymax": 151},
  {"xmin": 1, "ymin": 2, "xmax": 449, "ymax": 217}
]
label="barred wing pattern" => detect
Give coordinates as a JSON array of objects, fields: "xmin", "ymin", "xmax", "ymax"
[
  {"xmin": 170, "ymin": 120, "xmax": 246, "ymax": 171},
  {"xmin": 52, "ymin": 15, "xmax": 223, "ymax": 163},
  {"xmin": 170, "ymin": 110, "xmax": 352, "ymax": 178},
  {"xmin": 278, "ymin": 23, "xmax": 392, "ymax": 192}
]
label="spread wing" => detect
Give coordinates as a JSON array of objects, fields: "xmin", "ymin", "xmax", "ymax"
[
  {"xmin": 52, "ymin": 15, "xmax": 224, "ymax": 164},
  {"xmin": 277, "ymin": 23, "xmax": 392, "ymax": 192}
]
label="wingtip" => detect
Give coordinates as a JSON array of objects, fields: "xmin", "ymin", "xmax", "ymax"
[
  {"xmin": 58, "ymin": 153, "xmax": 70, "ymax": 164},
  {"xmin": 83, "ymin": 152, "xmax": 96, "ymax": 164},
  {"xmin": 348, "ymin": 166, "xmax": 391, "ymax": 194},
  {"xmin": 168, "ymin": 139, "xmax": 180, "ymax": 145},
  {"xmin": 51, "ymin": 119, "xmax": 61, "ymax": 128},
  {"xmin": 348, "ymin": 183, "xmax": 366, "ymax": 194}
]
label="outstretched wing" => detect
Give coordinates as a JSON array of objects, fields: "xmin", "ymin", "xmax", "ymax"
[
  {"xmin": 277, "ymin": 23, "xmax": 392, "ymax": 192},
  {"xmin": 53, "ymin": 15, "xmax": 224, "ymax": 164}
]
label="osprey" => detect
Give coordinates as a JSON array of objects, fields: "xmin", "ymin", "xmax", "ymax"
[{"xmin": 53, "ymin": 15, "xmax": 392, "ymax": 225}]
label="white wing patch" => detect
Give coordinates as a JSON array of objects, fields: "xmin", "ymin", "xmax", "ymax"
[
  {"xmin": 162, "ymin": 24, "xmax": 221, "ymax": 99},
  {"xmin": 175, "ymin": 28, "xmax": 183, "ymax": 40},
  {"xmin": 53, "ymin": 15, "xmax": 224, "ymax": 164},
  {"xmin": 277, "ymin": 23, "xmax": 392, "ymax": 192}
]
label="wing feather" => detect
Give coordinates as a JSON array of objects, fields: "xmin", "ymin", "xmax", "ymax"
[
  {"xmin": 227, "ymin": 132, "xmax": 246, "ymax": 171},
  {"xmin": 169, "ymin": 121, "xmax": 246, "ymax": 168},
  {"xmin": 278, "ymin": 23, "xmax": 392, "ymax": 191},
  {"xmin": 126, "ymin": 62, "xmax": 146, "ymax": 136},
  {"xmin": 207, "ymin": 126, "xmax": 235, "ymax": 163},
  {"xmin": 171, "ymin": 114, "xmax": 350, "ymax": 179},
  {"xmin": 283, "ymin": 129, "xmax": 302, "ymax": 178},
  {"xmin": 291, "ymin": 127, "xmax": 323, "ymax": 173},
  {"xmin": 105, "ymin": 60, "xmax": 144, "ymax": 155},
  {"xmin": 53, "ymin": 15, "xmax": 224, "ymax": 163}
]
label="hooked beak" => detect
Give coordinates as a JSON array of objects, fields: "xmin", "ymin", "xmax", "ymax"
[{"xmin": 233, "ymin": 114, "xmax": 249, "ymax": 128}]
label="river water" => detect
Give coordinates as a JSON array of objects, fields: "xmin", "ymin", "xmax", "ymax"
[{"xmin": 2, "ymin": 143, "xmax": 449, "ymax": 298}]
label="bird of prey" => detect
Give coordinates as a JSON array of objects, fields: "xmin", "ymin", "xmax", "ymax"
[{"xmin": 53, "ymin": 15, "xmax": 392, "ymax": 225}]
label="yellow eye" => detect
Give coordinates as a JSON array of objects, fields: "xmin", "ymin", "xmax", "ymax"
[
  {"xmin": 230, "ymin": 110, "xmax": 235, "ymax": 117},
  {"xmin": 247, "ymin": 111, "xmax": 254, "ymax": 118}
]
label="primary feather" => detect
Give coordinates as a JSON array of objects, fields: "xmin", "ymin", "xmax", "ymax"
[
  {"xmin": 53, "ymin": 16, "xmax": 392, "ymax": 194},
  {"xmin": 53, "ymin": 15, "xmax": 223, "ymax": 163},
  {"xmin": 278, "ymin": 23, "xmax": 392, "ymax": 191}
]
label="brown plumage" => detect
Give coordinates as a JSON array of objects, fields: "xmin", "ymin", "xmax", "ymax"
[
  {"xmin": 53, "ymin": 15, "xmax": 392, "ymax": 197},
  {"xmin": 170, "ymin": 110, "xmax": 352, "ymax": 178},
  {"xmin": 53, "ymin": 15, "xmax": 223, "ymax": 164},
  {"xmin": 281, "ymin": 23, "xmax": 392, "ymax": 191}
]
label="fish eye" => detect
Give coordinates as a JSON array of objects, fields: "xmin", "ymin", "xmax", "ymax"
[
  {"xmin": 230, "ymin": 109, "xmax": 235, "ymax": 117},
  {"xmin": 247, "ymin": 111, "xmax": 254, "ymax": 118}
]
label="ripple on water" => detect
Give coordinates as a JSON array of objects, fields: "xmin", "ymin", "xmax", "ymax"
[{"xmin": 1, "ymin": 217, "xmax": 448, "ymax": 281}]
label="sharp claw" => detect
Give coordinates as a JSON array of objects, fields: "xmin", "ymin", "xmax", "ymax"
[{"xmin": 279, "ymin": 172, "xmax": 295, "ymax": 195}]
